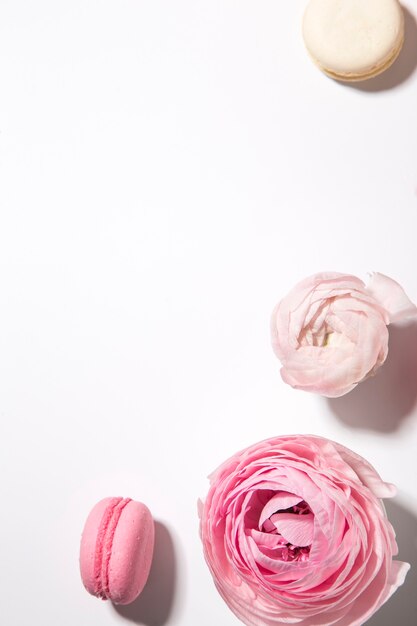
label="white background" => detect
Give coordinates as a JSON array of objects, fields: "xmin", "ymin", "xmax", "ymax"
[{"xmin": 1, "ymin": 1, "xmax": 417, "ymax": 625}]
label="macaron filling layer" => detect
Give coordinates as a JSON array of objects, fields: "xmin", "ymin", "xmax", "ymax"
[
  {"xmin": 316, "ymin": 38, "xmax": 404, "ymax": 81},
  {"xmin": 93, "ymin": 497, "xmax": 132, "ymax": 599}
]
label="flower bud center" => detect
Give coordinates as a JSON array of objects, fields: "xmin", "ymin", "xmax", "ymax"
[{"xmin": 259, "ymin": 496, "xmax": 313, "ymax": 563}]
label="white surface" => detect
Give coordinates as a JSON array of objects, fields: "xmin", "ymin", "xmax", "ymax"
[{"xmin": 1, "ymin": 1, "xmax": 417, "ymax": 625}]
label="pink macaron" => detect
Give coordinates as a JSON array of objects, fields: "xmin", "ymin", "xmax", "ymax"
[{"xmin": 80, "ymin": 497, "xmax": 155, "ymax": 605}]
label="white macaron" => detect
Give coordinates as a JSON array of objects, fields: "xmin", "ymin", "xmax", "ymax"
[{"xmin": 303, "ymin": 0, "xmax": 405, "ymax": 81}]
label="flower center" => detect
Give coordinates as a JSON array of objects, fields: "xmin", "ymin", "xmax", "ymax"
[
  {"xmin": 322, "ymin": 332, "xmax": 332, "ymax": 347},
  {"xmin": 257, "ymin": 493, "xmax": 313, "ymax": 563}
]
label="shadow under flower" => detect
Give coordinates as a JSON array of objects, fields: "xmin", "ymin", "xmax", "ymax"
[
  {"xmin": 327, "ymin": 322, "xmax": 417, "ymax": 432},
  {"xmin": 367, "ymin": 499, "xmax": 417, "ymax": 626},
  {"xmin": 343, "ymin": 7, "xmax": 417, "ymax": 92},
  {"xmin": 112, "ymin": 521, "xmax": 176, "ymax": 626}
]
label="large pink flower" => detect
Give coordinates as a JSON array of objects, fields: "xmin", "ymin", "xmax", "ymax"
[
  {"xmin": 271, "ymin": 272, "xmax": 416, "ymax": 397},
  {"xmin": 199, "ymin": 435, "xmax": 409, "ymax": 626}
]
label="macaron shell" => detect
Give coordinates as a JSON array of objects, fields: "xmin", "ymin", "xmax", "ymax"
[
  {"xmin": 303, "ymin": 0, "xmax": 404, "ymax": 80},
  {"xmin": 107, "ymin": 500, "xmax": 155, "ymax": 605},
  {"xmin": 80, "ymin": 497, "xmax": 120, "ymax": 597}
]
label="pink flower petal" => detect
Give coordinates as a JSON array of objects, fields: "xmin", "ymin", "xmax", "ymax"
[
  {"xmin": 335, "ymin": 443, "xmax": 397, "ymax": 499},
  {"xmin": 259, "ymin": 492, "xmax": 303, "ymax": 529},
  {"xmin": 271, "ymin": 512, "xmax": 314, "ymax": 547},
  {"xmin": 367, "ymin": 272, "xmax": 417, "ymax": 324}
]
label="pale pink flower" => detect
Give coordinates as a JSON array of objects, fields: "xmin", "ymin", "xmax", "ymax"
[
  {"xmin": 271, "ymin": 272, "xmax": 416, "ymax": 397},
  {"xmin": 199, "ymin": 435, "xmax": 409, "ymax": 626}
]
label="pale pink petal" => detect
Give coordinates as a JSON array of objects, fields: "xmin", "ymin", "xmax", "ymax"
[
  {"xmin": 271, "ymin": 512, "xmax": 314, "ymax": 547},
  {"xmin": 250, "ymin": 529, "xmax": 288, "ymax": 549},
  {"xmin": 259, "ymin": 492, "xmax": 303, "ymax": 528},
  {"xmin": 367, "ymin": 272, "xmax": 417, "ymax": 324},
  {"xmin": 271, "ymin": 273, "xmax": 365, "ymax": 360},
  {"xmin": 280, "ymin": 349, "xmax": 362, "ymax": 398},
  {"xmin": 377, "ymin": 560, "xmax": 410, "ymax": 604},
  {"xmin": 335, "ymin": 443, "xmax": 397, "ymax": 499}
]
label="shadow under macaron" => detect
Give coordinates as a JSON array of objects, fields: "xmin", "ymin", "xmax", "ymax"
[
  {"xmin": 327, "ymin": 322, "xmax": 417, "ymax": 433},
  {"xmin": 112, "ymin": 521, "xmax": 176, "ymax": 626},
  {"xmin": 341, "ymin": 7, "xmax": 417, "ymax": 92}
]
